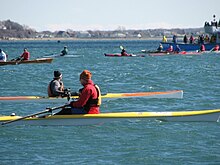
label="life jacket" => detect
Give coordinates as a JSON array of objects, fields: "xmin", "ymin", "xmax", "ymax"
[
  {"xmin": 47, "ymin": 79, "xmax": 64, "ymax": 97},
  {"xmin": 83, "ymin": 84, "xmax": 101, "ymax": 112},
  {"xmin": 200, "ymin": 45, "xmax": 205, "ymax": 51},
  {"xmin": 21, "ymin": 52, "xmax": 30, "ymax": 60},
  {"xmin": 213, "ymin": 45, "xmax": 219, "ymax": 51}
]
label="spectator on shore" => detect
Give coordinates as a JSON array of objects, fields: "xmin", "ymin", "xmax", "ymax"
[
  {"xmin": 189, "ymin": 34, "xmax": 194, "ymax": 44},
  {"xmin": 204, "ymin": 35, "xmax": 210, "ymax": 43},
  {"xmin": 172, "ymin": 35, "xmax": 177, "ymax": 43}
]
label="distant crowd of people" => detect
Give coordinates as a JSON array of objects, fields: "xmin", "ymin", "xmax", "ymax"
[{"xmin": 162, "ymin": 33, "xmax": 217, "ymax": 45}]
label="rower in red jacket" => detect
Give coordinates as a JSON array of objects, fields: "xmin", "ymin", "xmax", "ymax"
[{"xmin": 20, "ymin": 48, "xmax": 30, "ymax": 60}]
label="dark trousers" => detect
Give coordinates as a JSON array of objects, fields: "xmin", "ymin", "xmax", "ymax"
[{"xmin": 55, "ymin": 107, "xmax": 87, "ymax": 115}]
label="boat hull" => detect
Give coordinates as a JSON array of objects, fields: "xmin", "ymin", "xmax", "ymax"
[
  {"xmin": 43, "ymin": 54, "xmax": 82, "ymax": 58},
  {"xmin": 1, "ymin": 109, "xmax": 220, "ymax": 126},
  {"xmin": 0, "ymin": 90, "xmax": 183, "ymax": 102},
  {"xmin": 149, "ymin": 51, "xmax": 202, "ymax": 56},
  {"xmin": 104, "ymin": 53, "xmax": 145, "ymax": 57},
  {"xmin": 160, "ymin": 42, "xmax": 220, "ymax": 51},
  {"xmin": 0, "ymin": 58, "xmax": 53, "ymax": 66}
]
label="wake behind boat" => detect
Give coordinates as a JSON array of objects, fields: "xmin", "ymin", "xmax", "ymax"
[
  {"xmin": 1, "ymin": 109, "xmax": 220, "ymax": 126},
  {"xmin": 0, "ymin": 90, "xmax": 183, "ymax": 102},
  {"xmin": 0, "ymin": 58, "xmax": 53, "ymax": 66}
]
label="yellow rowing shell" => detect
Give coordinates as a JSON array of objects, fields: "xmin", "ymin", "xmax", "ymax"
[
  {"xmin": 1, "ymin": 109, "xmax": 220, "ymax": 126},
  {"xmin": 0, "ymin": 90, "xmax": 183, "ymax": 102}
]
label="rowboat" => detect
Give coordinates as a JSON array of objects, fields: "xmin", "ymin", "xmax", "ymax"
[
  {"xmin": 104, "ymin": 53, "xmax": 145, "ymax": 57},
  {"xmin": 0, "ymin": 90, "xmax": 183, "ymax": 102},
  {"xmin": 0, "ymin": 58, "xmax": 53, "ymax": 66},
  {"xmin": 1, "ymin": 109, "xmax": 220, "ymax": 126}
]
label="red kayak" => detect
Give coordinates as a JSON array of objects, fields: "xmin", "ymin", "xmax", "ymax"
[
  {"xmin": 104, "ymin": 53, "xmax": 145, "ymax": 57},
  {"xmin": 149, "ymin": 51, "xmax": 202, "ymax": 56}
]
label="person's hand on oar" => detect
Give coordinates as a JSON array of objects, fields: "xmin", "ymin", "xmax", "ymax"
[{"xmin": 1, "ymin": 104, "xmax": 67, "ymax": 126}]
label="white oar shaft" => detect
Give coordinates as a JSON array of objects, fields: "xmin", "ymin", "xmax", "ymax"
[{"xmin": 1, "ymin": 105, "xmax": 66, "ymax": 125}]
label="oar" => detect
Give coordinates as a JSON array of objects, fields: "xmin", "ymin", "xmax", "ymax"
[
  {"xmin": 208, "ymin": 47, "xmax": 214, "ymax": 53},
  {"xmin": 15, "ymin": 58, "xmax": 23, "ymax": 65},
  {"xmin": 10, "ymin": 56, "xmax": 20, "ymax": 61},
  {"xmin": 1, "ymin": 104, "xmax": 67, "ymax": 125}
]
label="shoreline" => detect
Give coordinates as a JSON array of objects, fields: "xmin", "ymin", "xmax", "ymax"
[{"xmin": 0, "ymin": 37, "xmax": 164, "ymax": 41}]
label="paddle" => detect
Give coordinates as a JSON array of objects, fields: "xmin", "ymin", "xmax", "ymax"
[
  {"xmin": 1, "ymin": 104, "xmax": 67, "ymax": 125},
  {"xmin": 10, "ymin": 56, "xmax": 20, "ymax": 61},
  {"xmin": 120, "ymin": 45, "xmax": 124, "ymax": 50},
  {"xmin": 15, "ymin": 57, "xmax": 23, "ymax": 65}
]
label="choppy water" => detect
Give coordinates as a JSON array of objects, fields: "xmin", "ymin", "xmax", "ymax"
[{"xmin": 0, "ymin": 40, "xmax": 220, "ymax": 164}]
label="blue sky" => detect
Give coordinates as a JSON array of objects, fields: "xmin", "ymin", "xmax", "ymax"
[{"xmin": 1, "ymin": 0, "xmax": 220, "ymax": 32}]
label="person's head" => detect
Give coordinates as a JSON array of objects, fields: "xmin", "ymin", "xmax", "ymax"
[
  {"xmin": 54, "ymin": 70, "xmax": 62, "ymax": 79},
  {"xmin": 0, "ymin": 49, "xmax": 2, "ymax": 52},
  {"xmin": 79, "ymin": 70, "xmax": 92, "ymax": 85},
  {"xmin": 24, "ymin": 48, "xmax": 28, "ymax": 52},
  {"xmin": 64, "ymin": 46, "xmax": 67, "ymax": 49}
]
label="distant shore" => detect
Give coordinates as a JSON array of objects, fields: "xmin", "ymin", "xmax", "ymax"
[{"xmin": 0, "ymin": 37, "xmax": 164, "ymax": 41}]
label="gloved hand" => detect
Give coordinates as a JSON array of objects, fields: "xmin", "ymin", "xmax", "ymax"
[{"xmin": 64, "ymin": 88, "xmax": 71, "ymax": 96}]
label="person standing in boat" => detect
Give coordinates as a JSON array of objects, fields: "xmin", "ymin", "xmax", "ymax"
[
  {"xmin": 0, "ymin": 49, "xmax": 7, "ymax": 62},
  {"xmin": 183, "ymin": 35, "xmax": 188, "ymax": 44},
  {"xmin": 162, "ymin": 35, "xmax": 167, "ymax": 42},
  {"xmin": 189, "ymin": 34, "xmax": 194, "ymax": 44},
  {"xmin": 172, "ymin": 35, "xmax": 177, "ymax": 43},
  {"xmin": 18, "ymin": 48, "xmax": 30, "ymax": 61},
  {"xmin": 60, "ymin": 46, "xmax": 68, "ymax": 56},
  {"xmin": 48, "ymin": 71, "xmax": 66, "ymax": 97},
  {"xmin": 56, "ymin": 70, "xmax": 101, "ymax": 115}
]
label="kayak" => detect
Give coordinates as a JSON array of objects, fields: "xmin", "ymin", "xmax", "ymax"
[
  {"xmin": 1, "ymin": 109, "xmax": 220, "ymax": 126},
  {"xmin": 0, "ymin": 58, "xmax": 53, "ymax": 66},
  {"xmin": 43, "ymin": 54, "xmax": 82, "ymax": 58},
  {"xmin": 0, "ymin": 90, "xmax": 183, "ymax": 102},
  {"xmin": 148, "ymin": 51, "xmax": 202, "ymax": 56},
  {"xmin": 104, "ymin": 53, "xmax": 145, "ymax": 57}
]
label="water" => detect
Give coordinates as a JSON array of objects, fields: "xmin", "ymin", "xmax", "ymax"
[{"xmin": 0, "ymin": 40, "xmax": 220, "ymax": 164}]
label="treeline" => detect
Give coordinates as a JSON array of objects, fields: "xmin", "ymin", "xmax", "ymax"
[
  {"xmin": 0, "ymin": 20, "xmax": 37, "ymax": 39},
  {"xmin": 0, "ymin": 20, "xmax": 204, "ymax": 39}
]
